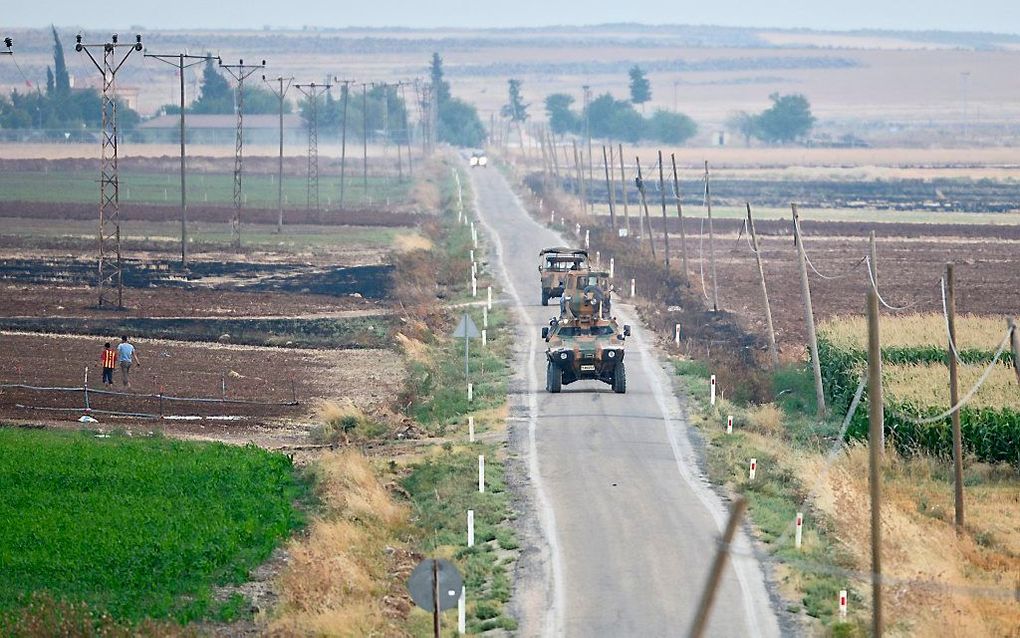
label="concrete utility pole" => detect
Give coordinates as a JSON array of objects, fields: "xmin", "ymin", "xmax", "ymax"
[
  {"xmin": 75, "ymin": 33, "xmax": 143, "ymax": 308},
  {"xmin": 704, "ymin": 161, "xmax": 720, "ymax": 312},
  {"xmin": 362, "ymin": 83, "xmax": 369, "ymax": 196},
  {"xmin": 793, "ymin": 203, "xmax": 826, "ymax": 418},
  {"xmin": 146, "ymin": 51, "xmax": 218, "ymax": 265},
  {"xmin": 617, "ymin": 143, "xmax": 630, "ymax": 233},
  {"xmin": 335, "ymin": 78, "xmax": 353, "ymax": 207},
  {"xmin": 263, "ymin": 75, "xmax": 294, "ymax": 232},
  {"xmin": 220, "ymin": 58, "xmax": 267, "ymax": 251},
  {"xmin": 670, "ymin": 153, "xmax": 689, "ymax": 280},
  {"xmin": 398, "ymin": 82, "xmax": 414, "ymax": 179},
  {"xmin": 658, "ymin": 150, "xmax": 670, "ymax": 267},
  {"xmin": 582, "ymin": 84, "xmax": 593, "ymax": 184},
  {"xmin": 295, "ymin": 81, "xmax": 332, "ymax": 212}
]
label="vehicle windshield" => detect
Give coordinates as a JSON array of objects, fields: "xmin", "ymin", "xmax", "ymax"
[
  {"xmin": 556, "ymin": 325, "xmax": 615, "ymax": 337},
  {"xmin": 545, "ymin": 258, "xmax": 586, "ymax": 271}
]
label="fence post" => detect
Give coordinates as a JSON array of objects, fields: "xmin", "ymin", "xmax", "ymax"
[
  {"xmin": 866, "ymin": 285, "xmax": 884, "ymax": 637},
  {"xmin": 946, "ymin": 263, "xmax": 965, "ymax": 532},
  {"xmin": 793, "ymin": 204, "xmax": 826, "ymax": 418},
  {"xmin": 478, "ymin": 455, "xmax": 485, "ymax": 493},
  {"xmin": 221, "ymin": 373, "xmax": 226, "ymax": 400},
  {"xmin": 83, "ymin": 366, "xmax": 90, "ymax": 412}
]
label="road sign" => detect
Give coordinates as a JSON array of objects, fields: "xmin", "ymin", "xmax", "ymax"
[
  {"xmin": 407, "ymin": 558, "xmax": 463, "ymax": 613},
  {"xmin": 452, "ymin": 313, "xmax": 480, "ymax": 338}
]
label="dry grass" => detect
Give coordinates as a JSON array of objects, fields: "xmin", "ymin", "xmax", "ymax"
[
  {"xmin": 884, "ymin": 362, "xmax": 1019, "ymax": 409},
  {"xmin": 409, "ymin": 178, "xmax": 441, "ymax": 213},
  {"xmin": 268, "ymin": 450, "xmax": 411, "ymax": 637},
  {"xmin": 745, "ymin": 402, "xmax": 785, "ymax": 437},
  {"xmin": 819, "ymin": 313, "xmax": 1011, "ymax": 352},
  {"xmin": 800, "ymin": 444, "xmax": 1020, "ymax": 637},
  {"xmin": 393, "ymin": 233, "xmax": 434, "ymax": 253}
]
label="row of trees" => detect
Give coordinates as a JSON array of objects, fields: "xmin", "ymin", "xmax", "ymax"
[
  {"xmin": 544, "ymin": 91, "xmax": 698, "ymax": 144},
  {"xmin": 727, "ymin": 93, "xmax": 816, "ymax": 144},
  {"xmin": 0, "ymin": 28, "xmax": 139, "ymax": 134}
]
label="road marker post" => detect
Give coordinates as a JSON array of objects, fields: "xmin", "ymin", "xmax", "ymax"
[
  {"xmin": 710, "ymin": 374, "xmax": 716, "ymax": 406},
  {"xmin": 839, "ymin": 590, "xmax": 848, "ymax": 619},
  {"xmin": 482, "ymin": 306, "xmax": 488, "ymax": 328},
  {"xmin": 468, "ymin": 416, "xmax": 475, "ymax": 442},
  {"xmin": 726, "ymin": 415, "xmax": 733, "ymax": 434},
  {"xmin": 467, "ymin": 383, "xmax": 473, "ymax": 402},
  {"xmin": 749, "ymin": 458, "xmax": 757, "ymax": 480},
  {"xmin": 467, "ymin": 510, "xmax": 475, "ymax": 547},
  {"xmin": 630, "ymin": 278, "xmax": 636, "ymax": 298},
  {"xmin": 481, "ymin": 329, "xmax": 487, "ymax": 347},
  {"xmin": 595, "ymin": 250, "xmax": 600, "ymax": 266},
  {"xmin": 471, "ymin": 277, "xmax": 477, "ymax": 298},
  {"xmin": 674, "ymin": 323, "xmax": 681, "ymax": 346},
  {"xmin": 609, "ymin": 257, "xmax": 615, "ymax": 278},
  {"xmin": 584, "ymin": 229, "xmax": 590, "ymax": 249},
  {"xmin": 550, "ymin": 210, "xmax": 555, "ymax": 224},
  {"xmin": 478, "ymin": 455, "xmax": 485, "ymax": 493},
  {"xmin": 487, "ymin": 286, "xmax": 492, "ymax": 310},
  {"xmin": 795, "ymin": 512, "xmax": 804, "ymax": 549},
  {"xmin": 458, "ymin": 587, "xmax": 466, "ymax": 634},
  {"xmin": 469, "ymin": 249, "xmax": 474, "ymax": 263}
]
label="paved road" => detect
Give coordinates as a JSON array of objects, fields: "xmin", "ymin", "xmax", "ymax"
[{"xmin": 470, "ymin": 165, "xmax": 782, "ymax": 638}]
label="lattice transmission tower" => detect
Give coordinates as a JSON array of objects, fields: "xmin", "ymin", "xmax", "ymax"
[
  {"xmin": 75, "ymin": 33, "xmax": 143, "ymax": 308},
  {"xmin": 1, "ymin": 37, "xmax": 12, "ymax": 56},
  {"xmin": 294, "ymin": 81, "xmax": 332, "ymax": 212},
  {"xmin": 220, "ymin": 59, "xmax": 266, "ymax": 251}
]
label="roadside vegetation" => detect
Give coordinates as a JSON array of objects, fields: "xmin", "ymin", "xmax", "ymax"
[{"xmin": 0, "ymin": 429, "xmax": 308, "ymax": 631}]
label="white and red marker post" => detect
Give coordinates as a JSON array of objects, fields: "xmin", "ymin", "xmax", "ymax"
[
  {"xmin": 710, "ymin": 374, "xmax": 717, "ymax": 406},
  {"xmin": 838, "ymin": 590, "xmax": 848, "ymax": 619},
  {"xmin": 726, "ymin": 415, "xmax": 733, "ymax": 434},
  {"xmin": 749, "ymin": 458, "xmax": 757, "ymax": 480},
  {"xmin": 795, "ymin": 512, "xmax": 804, "ymax": 549}
]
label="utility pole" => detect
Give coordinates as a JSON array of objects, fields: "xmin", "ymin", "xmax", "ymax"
[
  {"xmin": 658, "ymin": 150, "xmax": 670, "ymax": 268},
  {"xmin": 336, "ymin": 78, "xmax": 353, "ymax": 207},
  {"xmin": 145, "ymin": 51, "xmax": 217, "ymax": 266},
  {"xmin": 866, "ymin": 285, "xmax": 884, "ymax": 638},
  {"xmin": 399, "ymin": 81, "xmax": 414, "ymax": 179},
  {"xmin": 945, "ymin": 263, "xmax": 965, "ymax": 532},
  {"xmin": 75, "ymin": 33, "xmax": 143, "ymax": 309},
  {"xmin": 793, "ymin": 203, "xmax": 826, "ymax": 418},
  {"xmin": 362, "ymin": 82, "xmax": 369, "ymax": 197},
  {"xmin": 220, "ymin": 58, "xmax": 266, "ymax": 251},
  {"xmin": 263, "ymin": 75, "xmax": 293, "ymax": 232},
  {"xmin": 634, "ymin": 157, "xmax": 657, "ymax": 261},
  {"xmin": 295, "ymin": 80, "xmax": 332, "ymax": 212},
  {"xmin": 617, "ymin": 143, "xmax": 630, "ymax": 233},
  {"xmin": 602, "ymin": 145, "xmax": 616, "ymax": 230},
  {"xmin": 704, "ymin": 161, "xmax": 719, "ymax": 312},
  {"xmin": 582, "ymin": 84, "xmax": 593, "ymax": 184},
  {"xmin": 747, "ymin": 203, "xmax": 779, "ymax": 368},
  {"xmin": 670, "ymin": 153, "xmax": 689, "ymax": 280}
]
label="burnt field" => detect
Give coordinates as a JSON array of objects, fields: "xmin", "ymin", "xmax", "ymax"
[{"xmin": 545, "ymin": 175, "xmax": 1020, "ymax": 213}]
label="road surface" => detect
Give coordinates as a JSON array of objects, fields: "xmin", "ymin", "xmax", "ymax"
[{"xmin": 469, "ymin": 164, "xmax": 783, "ymax": 637}]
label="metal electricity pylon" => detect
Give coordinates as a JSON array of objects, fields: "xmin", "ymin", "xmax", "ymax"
[
  {"xmin": 335, "ymin": 78, "xmax": 354, "ymax": 207},
  {"xmin": 1, "ymin": 37, "xmax": 12, "ymax": 55},
  {"xmin": 75, "ymin": 33, "xmax": 143, "ymax": 308},
  {"xmin": 294, "ymin": 80, "xmax": 332, "ymax": 212},
  {"xmin": 220, "ymin": 58, "xmax": 266, "ymax": 251},
  {"xmin": 263, "ymin": 75, "xmax": 293, "ymax": 232},
  {"xmin": 144, "ymin": 51, "xmax": 218, "ymax": 268}
]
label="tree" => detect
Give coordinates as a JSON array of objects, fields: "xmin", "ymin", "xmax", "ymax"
[
  {"xmin": 501, "ymin": 78, "xmax": 528, "ymax": 123},
  {"xmin": 545, "ymin": 93, "xmax": 578, "ymax": 135},
  {"xmin": 429, "ymin": 53, "xmax": 485, "ymax": 147},
  {"xmin": 628, "ymin": 65, "xmax": 651, "ymax": 111},
  {"xmin": 752, "ymin": 93, "xmax": 815, "ymax": 144},
  {"xmin": 190, "ymin": 57, "xmax": 233, "ymax": 114},
  {"xmin": 51, "ymin": 27, "xmax": 70, "ymax": 99},
  {"xmin": 587, "ymin": 93, "xmax": 644, "ymax": 142},
  {"xmin": 725, "ymin": 111, "xmax": 757, "ymax": 146},
  {"xmin": 647, "ymin": 110, "xmax": 697, "ymax": 144}
]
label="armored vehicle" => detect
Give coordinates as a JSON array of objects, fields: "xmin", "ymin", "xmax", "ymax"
[
  {"xmin": 538, "ymin": 247, "xmax": 588, "ymax": 306},
  {"xmin": 560, "ymin": 270, "xmax": 613, "ymax": 318},
  {"xmin": 542, "ymin": 284, "xmax": 630, "ymax": 393}
]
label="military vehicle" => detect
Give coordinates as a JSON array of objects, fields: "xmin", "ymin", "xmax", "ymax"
[
  {"xmin": 542, "ymin": 283, "xmax": 630, "ymax": 393},
  {"xmin": 560, "ymin": 269, "xmax": 613, "ymax": 318},
  {"xmin": 538, "ymin": 247, "xmax": 588, "ymax": 306}
]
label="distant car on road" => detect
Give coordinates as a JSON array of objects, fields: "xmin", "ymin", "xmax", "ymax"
[{"xmin": 469, "ymin": 151, "xmax": 488, "ymax": 168}]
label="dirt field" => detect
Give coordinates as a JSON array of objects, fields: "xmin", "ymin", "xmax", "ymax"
[
  {"xmin": 0, "ymin": 332, "xmax": 402, "ymax": 440},
  {"xmin": 662, "ymin": 221, "xmax": 1020, "ymax": 356}
]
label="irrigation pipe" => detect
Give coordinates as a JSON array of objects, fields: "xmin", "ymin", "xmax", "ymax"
[{"xmin": 0, "ymin": 384, "xmax": 298, "ymax": 406}]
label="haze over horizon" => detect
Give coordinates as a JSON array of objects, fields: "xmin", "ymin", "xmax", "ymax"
[{"xmin": 3, "ymin": 0, "xmax": 1020, "ymax": 35}]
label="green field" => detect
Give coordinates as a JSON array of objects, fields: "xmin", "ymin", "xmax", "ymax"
[
  {"xmin": 0, "ymin": 170, "xmax": 410, "ymax": 209},
  {"xmin": 588, "ymin": 203, "xmax": 1020, "ymax": 225},
  {"xmin": 0, "ymin": 216, "xmax": 414, "ymax": 252},
  {"xmin": 0, "ymin": 428, "xmax": 308, "ymax": 626}
]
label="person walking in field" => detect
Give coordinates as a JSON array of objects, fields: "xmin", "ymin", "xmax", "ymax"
[
  {"xmin": 116, "ymin": 336, "xmax": 140, "ymax": 388},
  {"xmin": 101, "ymin": 342, "xmax": 117, "ymax": 386}
]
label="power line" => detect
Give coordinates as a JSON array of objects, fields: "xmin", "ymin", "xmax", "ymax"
[
  {"xmin": 294, "ymin": 80, "xmax": 332, "ymax": 212},
  {"xmin": 74, "ymin": 32, "xmax": 143, "ymax": 309}
]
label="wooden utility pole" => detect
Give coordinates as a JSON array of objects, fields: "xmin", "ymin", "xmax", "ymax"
[
  {"xmin": 579, "ymin": 150, "xmax": 589, "ymax": 217},
  {"xmin": 1009, "ymin": 317, "xmax": 1020, "ymax": 385},
  {"xmin": 572, "ymin": 140, "xmax": 584, "ymax": 215},
  {"xmin": 617, "ymin": 143, "xmax": 630, "ymax": 233},
  {"xmin": 431, "ymin": 559, "xmax": 441, "ymax": 638},
  {"xmin": 602, "ymin": 145, "xmax": 616, "ymax": 230},
  {"xmin": 607, "ymin": 145, "xmax": 618, "ymax": 231},
  {"xmin": 793, "ymin": 203, "xmax": 826, "ymax": 418},
  {"xmin": 946, "ymin": 263, "xmax": 965, "ymax": 532},
  {"xmin": 689, "ymin": 497, "xmax": 748, "ymax": 638},
  {"xmin": 671, "ymin": 154, "xmax": 689, "ymax": 281},
  {"xmin": 866, "ymin": 286, "xmax": 884, "ymax": 638},
  {"xmin": 704, "ymin": 161, "xmax": 720, "ymax": 312},
  {"xmin": 869, "ymin": 230, "xmax": 885, "ymax": 447},
  {"xmin": 747, "ymin": 203, "xmax": 779, "ymax": 368},
  {"xmin": 548, "ymin": 130, "xmax": 560, "ymax": 178},
  {"xmin": 635, "ymin": 157, "xmax": 657, "ymax": 260},
  {"xmin": 658, "ymin": 150, "xmax": 671, "ymax": 267}
]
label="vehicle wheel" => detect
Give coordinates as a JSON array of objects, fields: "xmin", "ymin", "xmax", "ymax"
[
  {"xmin": 541, "ymin": 291, "xmax": 549, "ymax": 306},
  {"xmin": 547, "ymin": 362, "xmax": 562, "ymax": 393},
  {"xmin": 612, "ymin": 362, "xmax": 627, "ymax": 394}
]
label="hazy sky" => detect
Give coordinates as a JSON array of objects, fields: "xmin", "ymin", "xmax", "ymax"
[{"xmin": 3, "ymin": 0, "xmax": 1020, "ymax": 33}]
